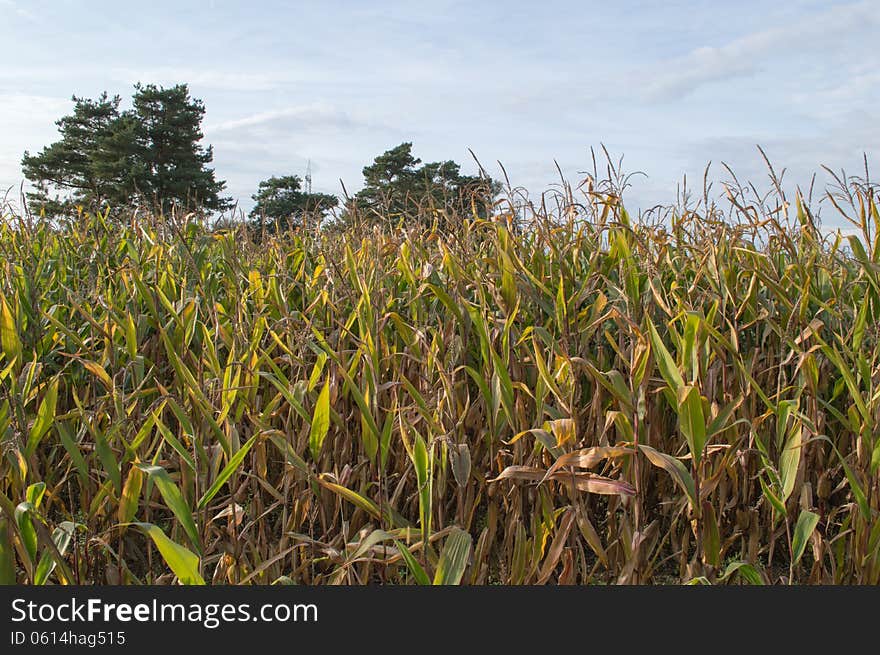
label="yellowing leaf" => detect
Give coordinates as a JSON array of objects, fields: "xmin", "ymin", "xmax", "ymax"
[
  {"xmin": 135, "ymin": 523, "xmax": 204, "ymax": 585},
  {"xmin": 792, "ymin": 510, "xmax": 819, "ymax": 566},
  {"xmin": 309, "ymin": 379, "xmax": 331, "ymax": 461},
  {"xmin": 0, "ymin": 292, "xmax": 21, "ymax": 367},
  {"xmin": 26, "ymin": 378, "xmax": 58, "ymax": 457},
  {"xmin": 433, "ymin": 527, "xmax": 472, "ymax": 585}
]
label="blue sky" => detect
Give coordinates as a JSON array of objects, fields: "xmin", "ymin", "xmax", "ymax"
[{"xmin": 1, "ymin": 0, "xmax": 877, "ymax": 227}]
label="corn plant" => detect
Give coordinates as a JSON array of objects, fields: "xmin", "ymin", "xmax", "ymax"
[{"xmin": 0, "ymin": 168, "xmax": 878, "ymax": 585}]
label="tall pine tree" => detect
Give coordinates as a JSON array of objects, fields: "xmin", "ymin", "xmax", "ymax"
[
  {"xmin": 21, "ymin": 84, "xmax": 230, "ymax": 216},
  {"xmin": 129, "ymin": 84, "xmax": 229, "ymax": 213},
  {"xmin": 348, "ymin": 142, "xmax": 500, "ymax": 228},
  {"xmin": 21, "ymin": 92, "xmax": 129, "ymax": 215}
]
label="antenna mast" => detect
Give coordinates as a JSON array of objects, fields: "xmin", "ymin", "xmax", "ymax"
[{"xmin": 305, "ymin": 159, "xmax": 312, "ymax": 195}]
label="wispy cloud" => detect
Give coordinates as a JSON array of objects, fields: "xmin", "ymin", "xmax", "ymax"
[
  {"xmin": 642, "ymin": 1, "xmax": 876, "ymax": 101},
  {"xmin": 206, "ymin": 103, "xmax": 355, "ymax": 134},
  {"xmin": 789, "ymin": 65, "xmax": 880, "ymax": 121},
  {"xmin": 203, "ymin": 103, "xmax": 409, "ymax": 203},
  {"xmin": 0, "ymin": 0, "xmax": 36, "ymax": 21}
]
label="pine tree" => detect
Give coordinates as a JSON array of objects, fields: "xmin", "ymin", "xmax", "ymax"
[
  {"xmin": 249, "ymin": 175, "xmax": 338, "ymax": 233},
  {"xmin": 349, "ymin": 142, "xmax": 500, "ymax": 227},
  {"xmin": 21, "ymin": 84, "xmax": 230, "ymax": 216},
  {"xmin": 21, "ymin": 92, "xmax": 128, "ymax": 214},
  {"xmin": 129, "ymin": 83, "xmax": 230, "ymax": 213}
]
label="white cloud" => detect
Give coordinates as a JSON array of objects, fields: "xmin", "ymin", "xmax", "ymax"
[
  {"xmin": 0, "ymin": 0, "xmax": 36, "ymax": 21},
  {"xmin": 789, "ymin": 65, "xmax": 880, "ymax": 122},
  {"xmin": 642, "ymin": 1, "xmax": 876, "ymax": 100},
  {"xmin": 206, "ymin": 103, "xmax": 354, "ymax": 134}
]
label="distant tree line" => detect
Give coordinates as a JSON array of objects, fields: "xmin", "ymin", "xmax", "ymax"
[{"xmin": 22, "ymin": 84, "xmax": 500, "ymax": 230}]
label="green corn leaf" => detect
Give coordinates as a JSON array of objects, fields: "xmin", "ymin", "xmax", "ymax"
[
  {"xmin": 198, "ymin": 434, "xmax": 259, "ymax": 509},
  {"xmin": 678, "ymin": 385, "xmax": 707, "ymax": 465},
  {"xmin": 720, "ymin": 561, "xmax": 764, "ymax": 585},
  {"xmin": 647, "ymin": 317, "xmax": 684, "ymax": 393},
  {"xmin": 152, "ymin": 414, "xmax": 196, "ymax": 473},
  {"xmin": 94, "ymin": 428, "xmax": 122, "ymax": 496},
  {"xmin": 776, "ymin": 400, "xmax": 797, "ymax": 450},
  {"xmin": 56, "ymin": 421, "xmax": 89, "ymax": 484},
  {"xmin": 639, "ymin": 445, "xmax": 697, "ymax": 512},
  {"xmin": 26, "ymin": 378, "xmax": 58, "ymax": 458},
  {"xmin": 309, "ymin": 379, "xmax": 331, "ymax": 461},
  {"xmin": 792, "ymin": 510, "xmax": 820, "ymax": 566},
  {"xmin": 393, "ymin": 539, "xmax": 431, "ymax": 585},
  {"xmin": 135, "ymin": 522, "xmax": 204, "ymax": 585},
  {"xmin": 307, "ymin": 352, "xmax": 327, "ymax": 392},
  {"xmin": 433, "ymin": 527, "xmax": 472, "ymax": 585},
  {"xmin": 379, "ymin": 411, "xmax": 394, "ymax": 470},
  {"xmin": 413, "ymin": 434, "xmax": 431, "ymax": 540},
  {"xmin": 14, "ymin": 501, "xmax": 38, "ymax": 565},
  {"xmin": 314, "ymin": 476, "xmax": 382, "ymax": 521},
  {"xmin": 34, "ymin": 521, "xmax": 76, "ymax": 585},
  {"xmin": 137, "ymin": 464, "xmax": 201, "ymax": 554},
  {"xmin": 706, "ymin": 396, "xmax": 743, "ymax": 438},
  {"xmin": 682, "ymin": 312, "xmax": 700, "ymax": 382},
  {"xmin": 118, "ymin": 464, "xmax": 144, "ymax": 525},
  {"xmin": 268, "ymin": 434, "xmax": 308, "ymax": 474},
  {"xmin": 26, "ymin": 481, "xmax": 46, "ymax": 508},
  {"xmin": 779, "ymin": 426, "xmax": 802, "ymax": 503},
  {"xmin": 759, "ymin": 476, "xmax": 787, "ymax": 518},
  {"xmin": 490, "ymin": 350, "xmax": 516, "ymax": 428},
  {"xmin": 0, "ymin": 292, "xmax": 21, "ymax": 367}
]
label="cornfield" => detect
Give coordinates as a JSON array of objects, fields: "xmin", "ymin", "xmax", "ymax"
[{"xmin": 1, "ymin": 167, "xmax": 879, "ymax": 585}]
